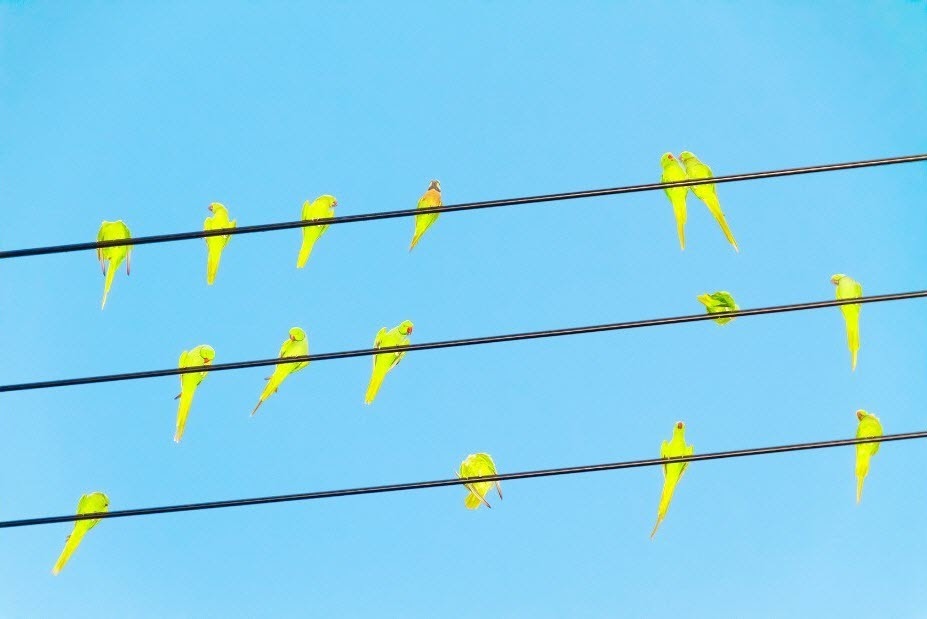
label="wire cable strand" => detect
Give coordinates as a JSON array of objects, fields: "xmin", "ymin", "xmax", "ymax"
[
  {"xmin": 2, "ymin": 153, "xmax": 924, "ymax": 260},
  {"xmin": 2, "ymin": 289, "xmax": 924, "ymax": 393},
  {"xmin": 1, "ymin": 431, "xmax": 922, "ymax": 529}
]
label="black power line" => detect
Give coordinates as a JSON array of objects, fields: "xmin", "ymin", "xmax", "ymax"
[
  {"xmin": 1, "ymin": 431, "xmax": 922, "ymax": 529},
  {"xmin": 2, "ymin": 289, "xmax": 924, "ymax": 393},
  {"xmin": 2, "ymin": 153, "xmax": 924, "ymax": 260}
]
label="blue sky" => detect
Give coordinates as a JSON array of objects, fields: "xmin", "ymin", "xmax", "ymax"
[{"xmin": 1, "ymin": 2, "xmax": 926, "ymax": 617}]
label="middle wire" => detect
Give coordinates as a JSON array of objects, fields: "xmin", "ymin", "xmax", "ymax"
[{"xmin": 2, "ymin": 289, "xmax": 925, "ymax": 393}]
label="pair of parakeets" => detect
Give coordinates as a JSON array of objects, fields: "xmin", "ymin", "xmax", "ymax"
[
  {"xmin": 49, "ymin": 450, "xmax": 498, "ymax": 575},
  {"xmin": 649, "ymin": 411, "xmax": 883, "ymax": 538},
  {"xmin": 171, "ymin": 322, "xmax": 413, "ymax": 442},
  {"xmin": 695, "ymin": 273, "xmax": 863, "ymax": 371},
  {"xmin": 661, "ymin": 152, "xmax": 739, "ymax": 252}
]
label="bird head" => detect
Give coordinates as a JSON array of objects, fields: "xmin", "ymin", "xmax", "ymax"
[
  {"xmin": 679, "ymin": 151, "xmax": 696, "ymax": 162},
  {"xmin": 200, "ymin": 345, "xmax": 216, "ymax": 364},
  {"xmin": 316, "ymin": 195, "xmax": 338, "ymax": 210},
  {"xmin": 399, "ymin": 320, "xmax": 414, "ymax": 336},
  {"xmin": 856, "ymin": 409, "xmax": 868, "ymax": 421},
  {"xmin": 830, "ymin": 274, "xmax": 846, "ymax": 285},
  {"xmin": 428, "ymin": 180, "xmax": 441, "ymax": 192},
  {"xmin": 289, "ymin": 327, "xmax": 307, "ymax": 342},
  {"xmin": 660, "ymin": 153, "xmax": 676, "ymax": 167}
]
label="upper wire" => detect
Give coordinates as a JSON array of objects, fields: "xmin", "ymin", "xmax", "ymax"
[{"xmin": 1, "ymin": 153, "xmax": 924, "ymax": 259}]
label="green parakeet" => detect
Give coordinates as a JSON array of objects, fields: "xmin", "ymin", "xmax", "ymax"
[
  {"xmin": 364, "ymin": 320, "xmax": 413, "ymax": 404},
  {"xmin": 52, "ymin": 492, "xmax": 110, "ymax": 575},
  {"xmin": 251, "ymin": 327, "xmax": 309, "ymax": 416},
  {"xmin": 651, "ymin": 421, "xmax": 694, "ymax": 539},
  {"xmin": 204, "ymin": 203, "xmax": 236, "ymax": 285},
  {"xmin": 697, "ymin": 291, "xmax": 739, "ymax": 325},
  {"xmin": 96, "ymin": 220, "xmax": 132, "ymax": 309},
  {"xmin": 831, "ymin": 273, "xmax": 863, "ymax": 371},
  {"xmin": 679, "ymin": 152, "xmax": 739, "ymax": 252},
  {"xmin": 855, "ymin": 409, "xmax": 883, "ymax": 504},
  {"xmin": 409, "ymin": 180, "xmax": 441, "ymax": 251},
  {"xmin": 661, "ymin": 153, "xmax": 688, "ymax": 250},
  {"xmin": 296, "ymin": 195, "xmax": 337, "ymax": 268},
  {"xmin": 457, "ymin": 453, "xmax": 503, "ymax": 510},
  {"xmin": 174, "ymin": 344, "xmax": 216, "ymax": 443}
]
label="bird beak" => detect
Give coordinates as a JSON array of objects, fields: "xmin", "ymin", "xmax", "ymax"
[
  {"xmin": 290, "ymin": 336, "xmax": 296, "ymax": 341},
  {"xmin": 856, "ymin": 410, "xmax": 865, "ymax": 421},
  {"xmin": 208, "ymin": 204, "xmax": 214, "ymax": 212}
]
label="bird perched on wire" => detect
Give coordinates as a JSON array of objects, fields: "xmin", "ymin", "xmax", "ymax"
[
  {"xmin": 696, "ymin": 291, "xmax": 739, "ymax": 325},
  {"xmin": 651, "ymin": 421, "xmax": 694, "ymax": 539},
  {"xmin": 855, "ymin": 409, "xmax": 883, "ymax": 503},
  {"xmin": 96, "ymin": 220, "xmax": 132, "ymax": 309},
  {"xmin": 203, "ymin": 203, "xmax": 236, "ymax": 285},
  {"xmin": 831, "ymin": 273, "xmax": 863, "ymax": 371},
  {"xmin": 174, "ymin": 344, "xmax": 216, "ymax": 443},
  {"xmin": 364, "ymin": 320, "xmax": 414, "ymax": 404},
  {"xmin": 660, "ymin": 153, "xmax": 689, "ymax": 250},
  {"xmin": 297, "ymin": 195, "xmax": 337, "ymax": 268},
  {"xmin": 52, "ymin": 492, "xmax": 109, "ymax": 575},
  {"xmin": 679, "ymin": 152, "xmax": 739, "ymax": 252},
  {"xmin": 457, "ymin": 453, "xmax": 503, "ymax": 510},
  {"xmin": 409, "ymin": 180, "xmax": 442, "ymax": 251},
  {"xmin": 251, "ymin": 327, "xmax": 309, "ymax": 416}
]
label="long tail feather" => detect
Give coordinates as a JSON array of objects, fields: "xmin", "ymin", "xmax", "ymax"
[
  {"xmin": 704, "ymin": 194, "xmax": 739, "ymax": 252},
  {"xmin": 206, "ymin": 247, "xmax": 221, "ymax": 285},
  {"xmin": 856, "ymin": 475, "xmax": 864, "ymax": 504},
  {"xmin": 52, "ymin": 530, "xmax": 85, "ymax": 575},
  {"xmin": 364, "ymin": 367, "xmax": 386, "ymax": 404},
  {"xmin": 174, "ymin": 389, "xmax": 195, "ymax": 443},
  {"xmin": 296, "ymin": 238, "xmax": 313, "ymax": 268},
  {"xmin": 845, "ymin": 309, "xmax": 860, "ymax": 371},
  {"xmin": 650, "ymin": 479, "xmax": 677, "ymax": 539},
  {"xmin": 101, "ymin": 261, "xmax": 117, "ymax": 309},
  {"xmin": 671, "ymin": 197, "xmax": 687, "ymax": 250}
]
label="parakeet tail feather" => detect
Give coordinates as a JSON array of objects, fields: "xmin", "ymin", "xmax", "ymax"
[
  {"xmin": 296, "ymin": 241, "xmax": 313, "ymax": 269},
  {"xmin": 650, "ymin": 480, "xmax": 677, "ymax": 539},
  {"xmin": 364, "ymin": 369, "xmax": 386, "ymax": 405},
  {"xmin": 51, "ymin": 530, "xmax": 85, "ymax": 575},
  {"xmin": 856, "ymin": 475, "xmax": 864, "ymax": 504},
  {"xmin": 206, "ymin": 249, "xmax": 221, "ymax": 285},
  {"xmin": 174, "ymin": 390, "xmax": 194, "ymax": 443},
  {"xmin": 704, "ymin": 194, "xmax": 739, "ymax": 252},
  {"xmin": 101, "ymin": 262, "xmax": 117, "ymax": 309}
]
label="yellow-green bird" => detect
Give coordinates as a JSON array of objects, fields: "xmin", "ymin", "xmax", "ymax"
[
  {"xmin": 174, "ymin": 344, "xmax": 216, "ymax": 443},
  {"xmin": 296, "ymin": 195, "xmax": 337, "ymax": 268},
  {"xmin": 651, "ymin": 421, "xmax": 695, "ymax": 539},
  {"xmin": 679, "ymin": 151, "xmax": 739, "ymax": 252},
  {"xmin": 96, "ymin": 220, "xmax": 132, "ymax": 309},
  {"xmin": 855, "ymin": 409, "xmax": 883, "ymax": 504},
  {"xmin": 409, "ymin": 180, "xmax": 441, "ymax": 251},
  {"xmin": 52, "ymin": 491, "xmax": 110, "ymax": 575},
  {"xmin": 251, "ymin": 327, "xmax": 309, "ymax": 416},
  {"xmin": 364, "ymin": 320, "xmax": 414, "ymax": 405},
  {"xmin": 661, "ymin": 153, "xmax": 688, "ymax": 250},
  {"xmin": 697, "ymin": 291, "xmax": 739, "ymax": 325},
  {"xmin": 204, "ymin": 202, "xmax": 236, "ymax": 285},
  {"xmin": 457, "ymin": 453, "xmax": 503, "ymax": 510},
  {"xmin": 831, "ymin": 273, "xmax": 863, "ymax": 371}
]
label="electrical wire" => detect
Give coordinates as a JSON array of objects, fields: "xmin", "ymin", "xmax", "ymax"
[
  {"xmin": 2, "ymin": 289, "xmax": 924, "ymax": 393},
  {"xmin": 1, "ymin": 430, "xmax": 922, "ymax": 529},
  {"xmin": 1, "ymin": 153, "xmax": 924, "ymax": 260}
]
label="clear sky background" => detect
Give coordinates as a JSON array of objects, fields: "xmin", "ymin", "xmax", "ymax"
[{"xmin": 1, "ymin": 2, "xmax": 926, "ymax": 617}]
